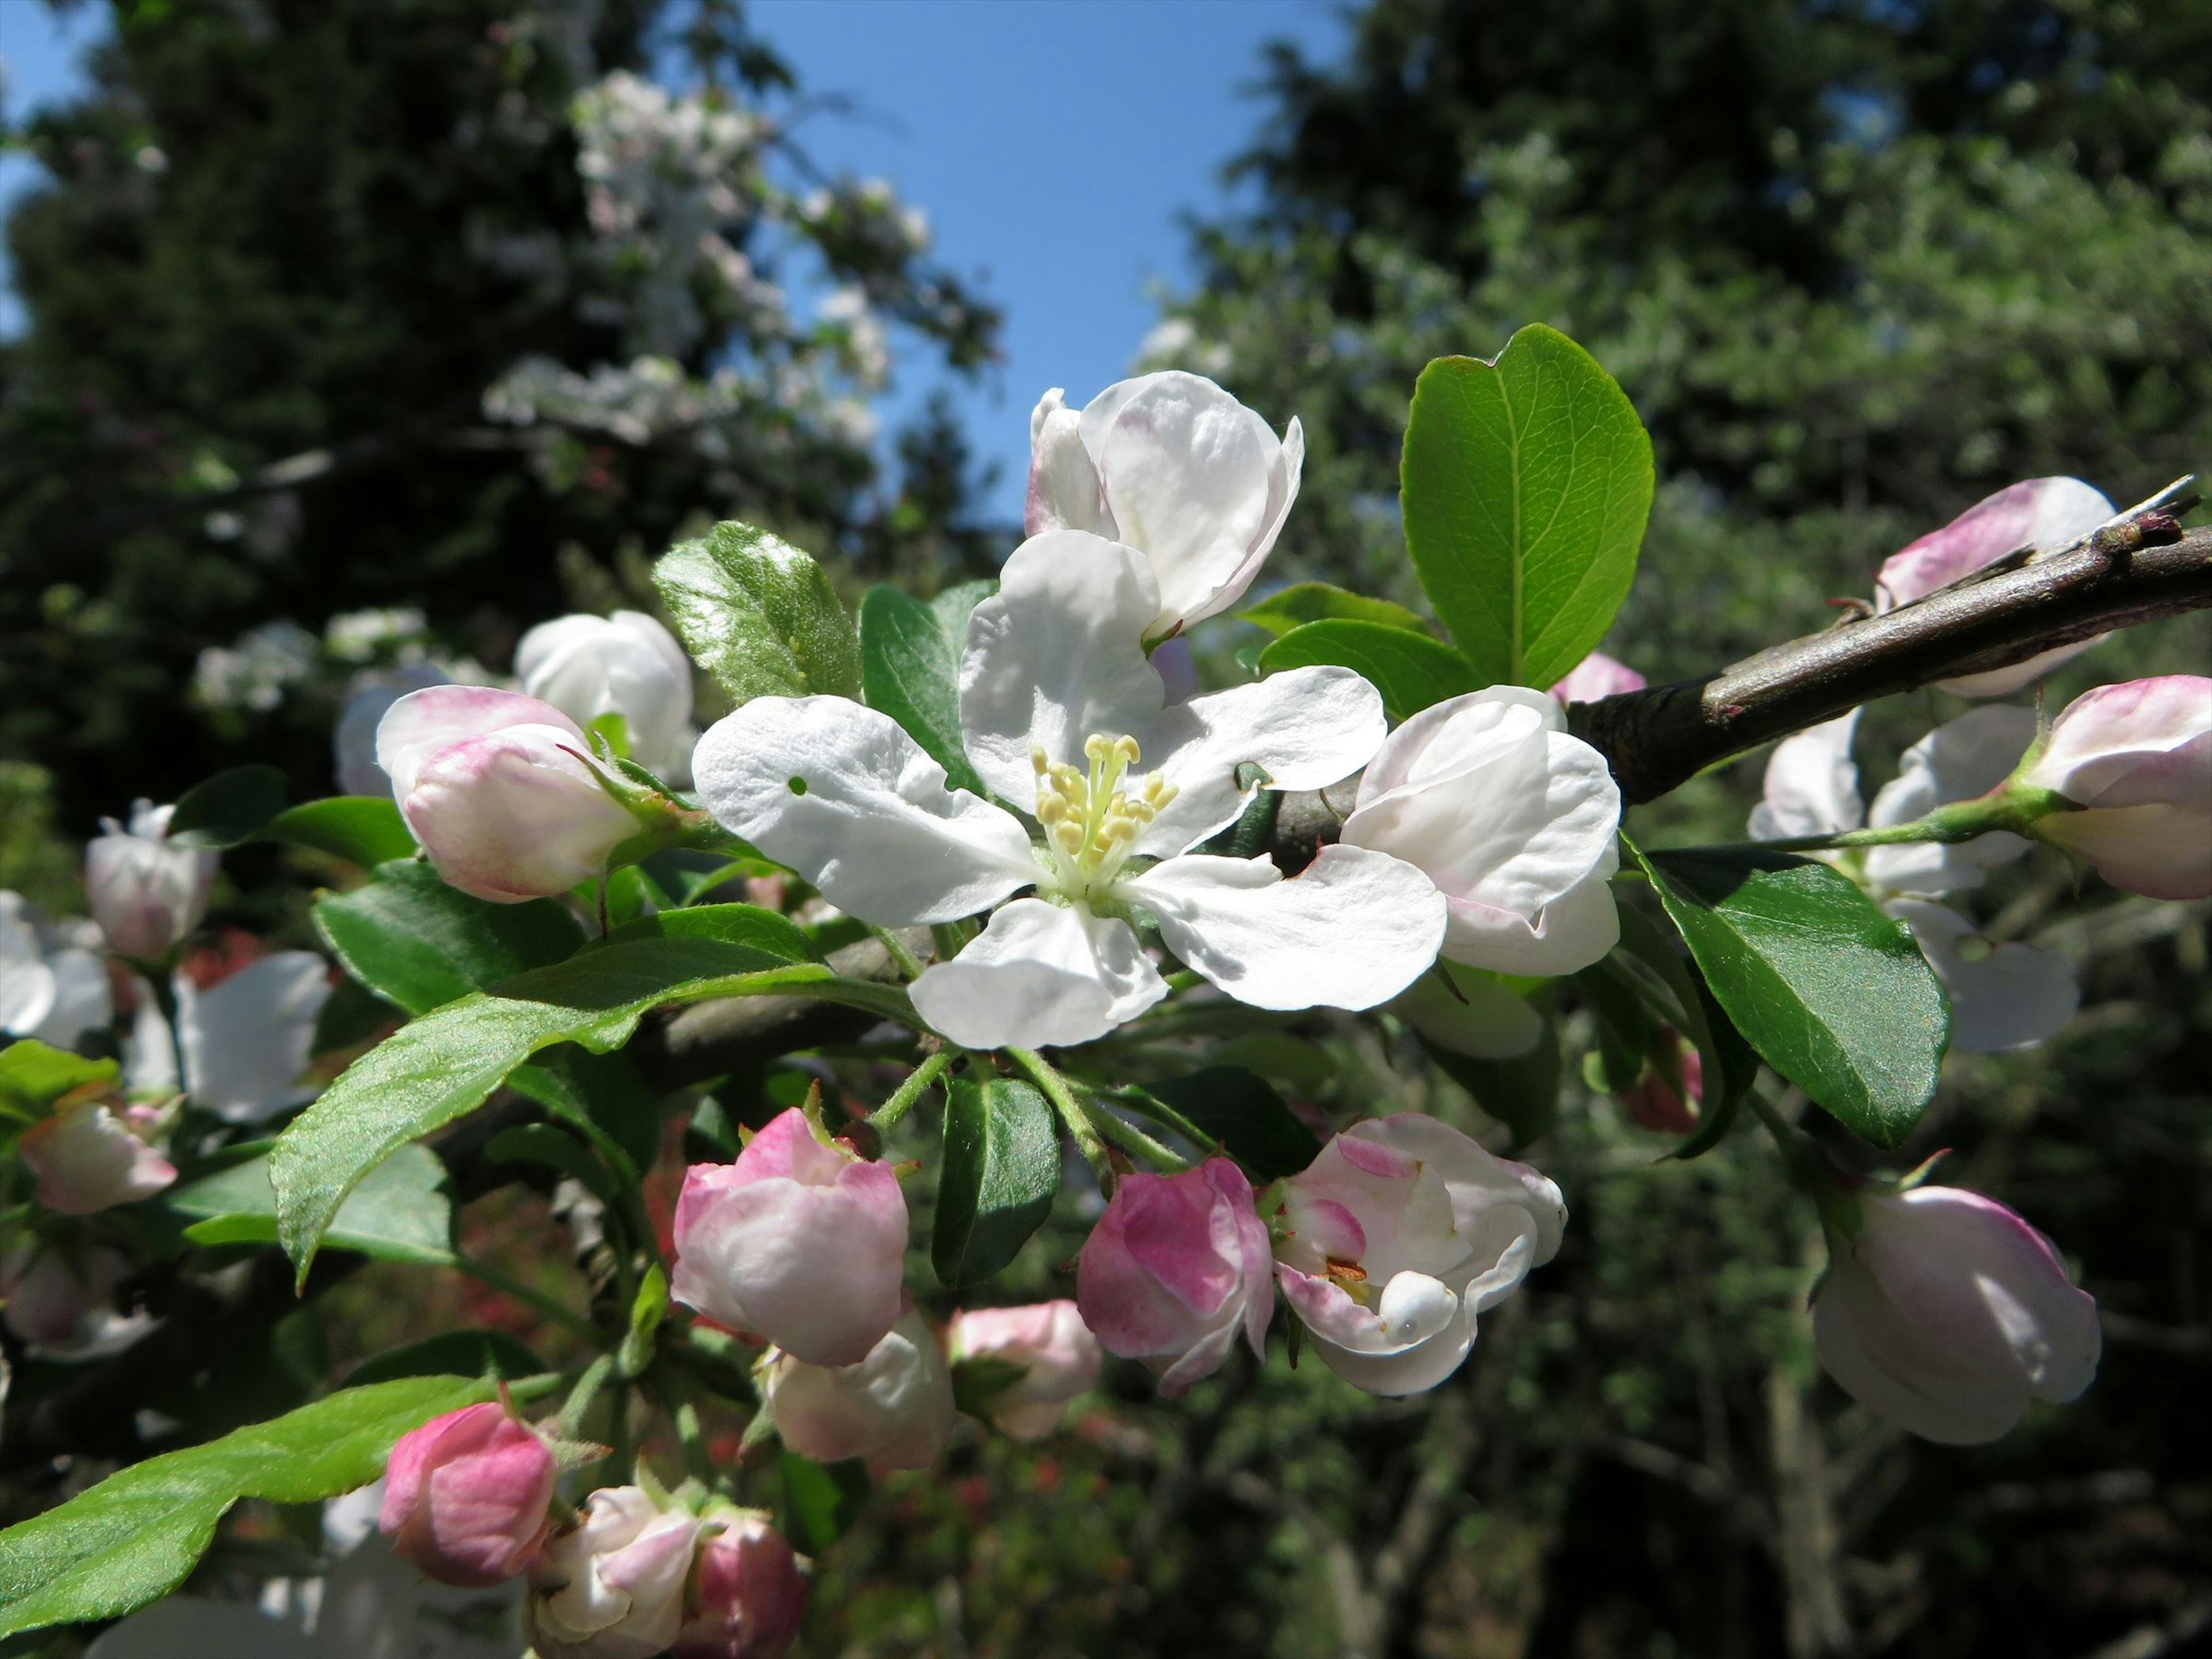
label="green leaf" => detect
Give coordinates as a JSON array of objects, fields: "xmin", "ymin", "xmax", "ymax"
[
  {"xmin": 653, "ymin": 521, "xmax": 862, "ymax": 706},
  {"xmin": 859, "ymin": 585, "xmax": 987, "ymax": 796},
  {"xmin": 1400, "ymin": 327, "xmax": 1654, "ymax": 688},
  {"xmin": 618, "ymin": 1262, "xmax": 669, "ymax": 1378},
  {"xmin": 1426, "ymin": 1000, "xmax": 1563, "ymax": 1147},
  {"xmin": 1664, "ymin": 984, "xmax": 1760, "ymax": 1162},
  {"xmin": 777, "ymin": 1451, "xmax": 870, "ymax": 1554},
  {"xmin": 1604, "ymin": 901, "xmax": 1763, "ymax": 1159},
  {"xmin": 1637, "ymin": 845, "xmax": 1947, "ymax": 1149},
  {"xmin": 166, "ymin": 764, "xmax": 287, "ymax": 850},
  {"xmin": 269, "ymin": 929, "xmax": 889, "ymax": 1282},
  {"xmin": 488, "ymin": 1122, "xmax": 623, "ymax": 1208},
  {"xmin": 315, "ymin": 859, "xmax": 585, "ymax": 1016},
  {"xmin": 933, "ymin": 1076, "xmax": 1060, "ymax": 1288},
  {"xmin": 1259, "ymin": 620, "xmax": 1482, "ymax": 723},
  {"xmin": 262, "ymin": 797, "xmax": 416, "ymax": 866},
  {"xmin": 930, "ymin": 577, "xmax": 995, "ymax": 642},
  {"xmin": 0, "ymin": 1041, "xmax": 116, "ymax": 1125},
  {"xmin": 0, "ymin": 1374, "xmax": 497, "ymax": 1638},
  {"xmin": 1145, "ymin": 1066, "xmax": 1321, "ymax": 1180},
  {"xmin": 597, "ymin": 901, "xmax": 823, "ymax": 960},
  {"xmin": 509, "ymin": 1047, "xmax": 661, "ymax": 1179},
  {"xmin": 169, "ymin": 1142, "xmax": 453, "ymax": 1264},
  {"xmin": 342, "ymin": 1331, "xmax": 544, "ymax": 1389},
  {"xmin": 1238, "ymin": 582, "xmax": 1433, "ymax": 641}
]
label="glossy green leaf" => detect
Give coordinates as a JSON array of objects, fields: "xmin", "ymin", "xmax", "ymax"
[
  {"xmin": 170, "ymin": 1141, "xmax": 453, "ymax": 1264},
  {"xmin": 263, "ymin": 796, "xmax": 415, "ymax": 866},
  {"xmin": 1259, "ymin": 620, "xmax": 1482, "ymax": 723},
  {"xmin": 933, "ymin": 1076, "xmax": 1060, "ymax": 1288},
  {"xmin": 1639, "ymin": 846, "xmax": 1947, "ymax": 1149},
  {"xmin": 1238, "ymin": 582, "xmax": 1433, "ymax": 641},
  {"xmin": 1145, "ymin": 1066, "xmax": 1321, "ymax": 1180},
  {"xmin": 653, "ymin": 521, "xmax": 862, "ymax": 705},
  {"xmin": 166, "ymin": 764, "xmax": 287, "ymax": 850},
  {"xmin": 315, "ymin": 859, "xmax": 586, "ymax": 1016},
  {"xmin": 508, "ymin": 1046, "xmax": 661, "ymax": 1178},
  {"xmin": 1426, "ymin": 998, "xmax": 1563, "ymax": 1147},
  {"xmin": 342, "ymin": 1330, "xmax": 544, "ymax": 1389},
  {"xmin": 269, "ymin": 921, "xmax": 899, "ymax": 1282},
  {"xmin": 778, "ymin": 1451, "xmax": 870, "ymax": 1554},
  {"xmin": 0, "ymin": 1040, "xmax": 116, "ymax": 1124},
  {"xmin": 0, "ymin": 1374, "xmax": 497, "ymax": 1638},
  {"xmin": 1401, "ymin": 327, "xmax": 1654, "ymax": 688},
  {"xmin": 859, "ymin": 584, "xmax": 987, "ymax": 796}
]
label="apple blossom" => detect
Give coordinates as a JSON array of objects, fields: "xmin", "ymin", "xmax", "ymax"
[
  {"xmin": 1075, "ymin": 1156, "xmax": 1274, "ymax": 1397},
  {"xmin": 516, "ymin": 609, "xmax": 696, "ymax": 776},
  {"xmin": 525, "ymin": 1486, "xmax": 702, "ymax": 1659},
  {"xmin": 761, "ymin": 1305, "xmax": 956, "ymax": 1472},
  {"xmin": 1813, "ymin": 1184, "xmax": 2100, "ymax": 1444},
  {"xmin": 692, "ymin": 529, "xmax": 1445, "ymax": 1052},
  {"xmin": 673, "ymin": 1513, "xmax": 808, "ymax": 1659},
  {"xmin": 1859, "ymin": 704, "xmax": 2038, "ymax": 896},
  {"xmin": 19, "ymin": 1099, "xmax": 176, "ymax": 1214},
  {"xmin": 670, "ymin": 1107, "xmax": 908, "ymax": 1366},
  {"xmin": 1615, "ymin": 1033, "xmax": 1701, "ymax": 1135},
  {"xmin": 85, "ymin": 800, "xmax": 217, "ymax": 962},
  {"xmin": 2016, "ymin": 676, "xmax": 2212, "ymax": 900},
  {"xmin": 1269, "ymin": 1115, "xmax": 1565, "ymax": 1396},
  {"xmin": 1024, "ymin": 373, "xmax": 1304, "ymax": 639},
  {"xmin": 1747, "ymin": 711, "xmax": 1862, "ymax": 846},
  {"xmin": 125, "ymin": 951, "xmax": 332, "ymax": 1123},
  {"xmin": 1549, "ymin": 650, "xmax": 1645, "ymax": 704},
  {"xmin": 1874, "ymin": 476, "xmax": 2115, "ymax": 695},
  {"xmin": 376, "ymin": 686, "xmax": 643, "ymax": 903},
  {"xmin": 947, "ymin": 1300, "xmax": 1103, "ymax": 1440},
  {"xmin": 378, "ymin": 1403, "xmax": 557, "ymax": 1588},
  {"xmin": 1, "ymin": 1242, "xmax": 157, "ymax": 1358},
  {"xmin": 1, "ymin": 892, "xmax": 112, "ymax": 1044},
  {"xmin": 334, "ymin": 663, "xmax": 449, "ymax": 797},
  {"xmin": 1338, "ymin": 687, "xmax": 1622, "ymax": 975}
]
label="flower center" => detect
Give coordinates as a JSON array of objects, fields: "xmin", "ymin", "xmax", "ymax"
[{"xmin": 1032, "ymin": 734, "xmax": 1178, "ymax": 904}]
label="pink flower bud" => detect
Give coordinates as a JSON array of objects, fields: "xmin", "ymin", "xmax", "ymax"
[
  {"xmin": 527, "ymin": 1486, "xmax": 702, "ymax": 1659},
  {"xmin": 19, "ymin": 1100, "xmax": 176, "ymax": 1214},
  {"xmin": 763, "ymin": 1306, "xmax": 954, "ymax": 1472},
  {"xmin": 376, "ymin": 686, "xmax": 640, "ymax": 903},
  {"xmin": 1548, "ymin": 651, "xmax": 1645, "ymax": 704},
  {"xmin": 1616, "ymin": 1033, "xmax": 1702, "ymax": 1136},
  {"xmin": 671, "ymin": 1107, "xmax": 908, "ymax": 1367},
  {"xmin": 673, "ymin": 1514, "xmax": 808, "ymax": 1658},
  {"xmin": 1813, "ymin": 1185, "xmax": 2100, "ymax": 1444},
  {"xmin": 1270, "ymin": 1115, "xmax": 1565, "ymax": 1396},
  {"xmin": 378, "ymin": 1402, "xmax": 556, "ymax": 1587},
  {"xmin": 1873, "ymin": 478, "xmax": 2113, "ymax": 695},
  {"xmin": 2019, "ymin": 676, "xmax": 2212, "ymax": 900},
  {"xmin": 948, "ymin": 1300, "xmax": 1101, "ymax": 1440},
  {"xmin": 1075, "ymin": 1157, "xmax": 1272, "ymax": 1397},
  {"xmin": 85, "ymin": 801, "xmax": 216, "ymax": 961},
  {"xmin": 516, "ymin": 611, "xmax": 695, "ymax": 777}
]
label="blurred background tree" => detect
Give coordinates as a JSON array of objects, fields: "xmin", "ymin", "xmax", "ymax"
[{"xmin": 1, "ymin": 2, "xmax": 2207, "ymax": 1657}]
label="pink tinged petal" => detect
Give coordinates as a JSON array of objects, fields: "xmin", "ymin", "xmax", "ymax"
[
  {"xmin": 1282, "ymin": 1264, "xmax": 1478, "ymax": 1397},
  {"xmin": 1864, "ymin": 705, "xmax": 2039, "ymax": 895},
  {"xmin": 1748, "ymin": 711, "xmax": 1863, "ymax": 842},
  {"xmin": 1274, "ymin": 1190, "xmax": 1368, "ymax": 1273},
  {"xmin": 1876, "ymin": 478, "xmax": 2114, "ymax": 609},
  {"xmin": 907, "ymin": 898, "xmax": 1167, "ymax": 1050},
  {"xmin": 1550, "ymin": 651, "xmax": 1646, "ymax": 704},
  {"xmin": 2027, "ymin": 676, "xmax": 2212, "ymax": 804},
  {"xmin": 400, "ymin": 726, "xmax": 638, "ymax": 903},
  {"xmin": 176, "ymin": 951, "xmax": 332, "ymax": 1123},
  {"xmin": 1024, "ymin": 390, "xmax": 1115, "ymax": 540},
  {"xmin": 2036, "ymin": 801, "xmax": 2212, "ymax": 900},
  {"xmin": 84, "ymin": 802, "xmax": 217, "ymax": 961},
  {"xmin": 374, "ymin": 686, "xmax": 582, "ymax": 800},
  {"xmin": 692, "ymin": 695, "xmax": 1037, "ymax": 927},
  {"xmin": 1122, "ymin": 846, "xmax": 1444, "ymax": 1014},
  {"xmin": 1883, "ymin": 900, "xmax": 2079, "ymax": 1052},
  {"xmin": 764, "ymin": 1308, "xmax": 955, "ymax": 1472},
  {"xmin": 949, "ymin": 1300, "xmax": 1101, "ymax": 1439},
  {"xmin": 20, "ymin": 1102, "xmax": 176, "ymax": 1214},
  {"xmin": 674, "ymin": 1517, "xmax": 808, "ymax": 1659},
  {"xmin": 380, "ymin": 1403, "xmax": 556, "ymax": 1588}
]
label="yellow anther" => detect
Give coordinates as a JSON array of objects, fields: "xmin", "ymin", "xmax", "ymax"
[
  {"xmin": 1084, "ymin": 733, "xmax": 1112, "ymax": 764},
  {"xmin": 1113, "ymin": 735, "xmax": 1142, "ymax": 767},
  {"xmin": 1052, "ymin": 821, "xmax": 1085, "ymax": 857},
  {"xmin": 1037, "ymin": 796, "xmax": 1069, "ymax": 827},
  {"xmin": 1031, "ymin": 746, "xmax": 1050, "ymax": 775}
]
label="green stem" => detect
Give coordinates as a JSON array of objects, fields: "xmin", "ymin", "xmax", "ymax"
[
  {"xmin": 1694, "ymin": 787, "xmax": 2076, "ymax": 859},
  {"xmin": 1161, "ymin": 968, "xmax": 1203, "ymax": 992},
  {"xmin": 557, "ymin": 1353, "xmax": 616, "ymax": 1441},
  {"xmin": 1103, "ymin": 1085, "xmax": 1216, "ymax": 1156},
  {"xmin": 1007, "ymin": 1046, "xmax": 1115, "ymax": 1188},
  {"xmin": 673, "ymin": 1394, "xmax": 714, "ymax": 1486},
  {"xmin": 867, "ymin": 924, "xmax": 929, "ymax": 981},
  {"xmin": 870, "ymin": 1047, "xmax": 956, "ymax": 1130},
  {"xmin": 453, "ymin": 1255, "xmax": 600, "ymax": 1348},
  {"xmin": 930, "ymin": 921, "xmax": 972, "ymax": 962},
  {"xmin": 1081, "ymin": 1096, "xmax": 1190, "ymax": 1172}
]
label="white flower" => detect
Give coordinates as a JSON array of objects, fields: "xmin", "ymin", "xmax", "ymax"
[
  {"xmin": 0, "ymin": 891, "xmax": 111, "ymax": 1046},
  {"xmin": 1860, "ymin": 704, "xmax": 2037, "ymax": 896},
  {"xmin": 1747, "ymin": 711, "xmax": 1862, "ymax": 844},
  {"xmin": 762, "ymin": 1306, "xmax": 956, "ymax": 1472},
  {"xmin": 514, "ymin": 610, "xmax": 695, "ymax": 777},
  {"xmin": 85, "ymin": 801, "xmax": 217, "ymax": 963},
  {"xmin": 2018, "ymin": 676, "xmax": 2212, "ymax": 901},
  {"xmin": 1881, "ymin": 900, "xmax": 2079, "ymax": 1052},
  {"xmin": 127, "ymin": 954, "xmax": 332, "ymax": 1124},
  {"xmin": 1338, "ymin": 688, "xmax": 1622, "ymax": 975},
  {"xmin": 1024, "ymin": 374, "xmax": 1304, "ymax": 639},
  {"xmin": 693, "ymin": 530, "xmax": 1445, "ymax": 1052}
]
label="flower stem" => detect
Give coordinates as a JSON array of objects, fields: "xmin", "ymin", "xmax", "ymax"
[
  {"xmin": 1689, "ymin": 787, "xmax": 2076, "ymax": 859},
  {"xmin": 867, "ymin": 924, "xmax": 929, "ymax": 980},
  {"xmin": 1080, "ymin": 1096, "xmax": 1190, "ymax": 1172},
  {"xmin": 453, "ymin": 1255, "xmax": 600, "ymax": 1348},
  {"xmin": 930, "ymin": 921, "xmax": 971, "ymax": 962},
  {"xmin": 557, "ymin": 1352, "xmax": 616, "ymax": 1441},
  {"xmin": 870, "ymin": 1047, "xmax": 956, "ymax": 1130},
  {"xmin": 1006, "ymin": 1046, "xmax": 1116, "ymax": 1191}
]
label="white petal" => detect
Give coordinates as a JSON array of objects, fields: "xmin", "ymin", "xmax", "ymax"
[
  {"xmin": 1864, "ymin": 705, "xmax": 2036, "ymax": 894},
  {"xmin": 1120, "ymin": 845, "xmax": 1444, "ymax": 1013},
  {"xmin": 1884, "ymin": 899, "xmax": 2079, "ymax": 1051},
  {"xmin": 1748, "ymin": 711, "xmax": 1863, "ymax": 840},
  {"xmin": 959, "ymin": 531, "xmax": 1171, "ymax": 806},
  {"xmin": 33, "ymin": 948, "xmax": 113, "ymax": 1049},
  {"xmin": 692, "ymin": 696, "xmax": 1037, "ymax": 927},
  {"xmin": 179, "ymin": 952, "xmax": 332, "ymax": 1123},
  {"xmin": 908, "ymin": 899, "xmax": 1166, "ymax": 1050},
  {"xmin": 1024, "ymin": 391, "xmax": 1116, "ymax": 540},
  {"xmin": 374, "ymin": 686, "xmax": 578, "ymax": 801},
  {"xmin": 1442, "ymin": 862, "xmax": 1620, "ymax": 976},
  {"xmin": 1301, "ymin": 1278, "xmax": 1476, "ymax": 1398}
]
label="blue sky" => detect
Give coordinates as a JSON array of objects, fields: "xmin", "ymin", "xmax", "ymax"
[{"xmin": 0, "ymin": 0, "xmax": 1345, "ymax": 521}]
